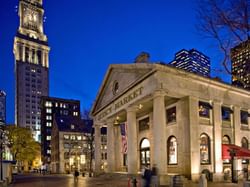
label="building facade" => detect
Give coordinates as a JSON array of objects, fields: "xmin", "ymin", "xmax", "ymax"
[
  {"xmin": 13, "ymin": 0, "xmax": 50, "ymax": 142},
  {"xmin": 91, "ymin": 63, "xmax": 250, "ymax": 185},
  {"xmin": 170, "ymin": 49, "xmax": 210, "ymax": 77},
  {"xmin": 51, "ymin": 116, "xmax": 93, "ymax": 174},
  {"xmin": 231, "ymin": 39, "xmax": 250, "ymax": 90},
  {"xmin": 40, "ymin": 96, "xmax": 80, "ymax": 164},
  {"xmin": 0, "ymin": 91, "xmax": 6, "ymax": 123}
]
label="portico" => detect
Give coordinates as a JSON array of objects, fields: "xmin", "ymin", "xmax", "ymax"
[{"xmin": 91, "ymin": 63, "xmax": 250, "ymax": 184}]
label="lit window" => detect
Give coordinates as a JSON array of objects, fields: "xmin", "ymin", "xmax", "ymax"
[
  {"xmin": 167, "ymin": 136, "xmax": 177, "ymax": 164},
  {"xmin": 45, "ymin": 101, "xmax": 52, "ymax": 107},
  {"xmin": 70, "ymin": 135, "xmax": 75, "ymax": 140},
  {"xmin": 46, "ymin": 115, "xmax": 52, "ymax": 120},
  {"xmin": 46, "ymin": 122, "xmax": 52, "ymax": 127},
  {"xmin": 71, "ymin": 124, "xmax": 75, "ymax": 129},
  {"xmin": 77, "ymin": 136, "xmax": 82, "ymax": 140},
  {"xmin": 63, "ymin": 134, "xmax": 69, "ymax": 140},
  {"xmin": 46, "ymin": 136, "xmax": 51, "ymax": 140},
  {"xmin": 140, "ymin": 138, "xmax": 150, "ymax": 167},
  {"xmin": 47, "ymin": 149, "xmax": 51, "ymax": 154},
  {"xmin": 46, "ymin": 108, "xmax": 52, "ymax": 113},
  {"xmin": 200, "ymin": 134, "xmax": 210, "ymax": 164},
  {"xmin": 242, "ymin": 137, "xmax": 249, "ymax": 164},
  {"xmin": 73, "ymin": 112, "xmax": 78, "ymax": 116}
]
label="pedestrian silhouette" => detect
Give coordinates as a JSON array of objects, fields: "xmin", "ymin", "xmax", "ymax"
[{"xmin": 74, "ymin": 169, "xmax": 79, "ymax": 182}]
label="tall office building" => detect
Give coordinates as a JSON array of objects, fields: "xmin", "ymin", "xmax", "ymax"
[
  {"xmin": 0, "ymin": 91, "xmax": 6, "ymax": 123},
  {"xmin": 170, "ymin": 49, "xmax": 210, "ymax": 77},
  {"xmin": 13, "ymin": 0, "xmax": 50, "ymax": 142},
  {"xmin": 231, "ymin": 39, "xmax": 250, "ymax": 90},
  {"xmin": 40, "ymin": 97, "xmax": 80, "ymax": 164}
]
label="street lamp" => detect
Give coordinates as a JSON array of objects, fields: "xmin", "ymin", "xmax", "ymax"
[{"xmin": 0, "ymin": 119, "xmax": 4, "ymax": 181}]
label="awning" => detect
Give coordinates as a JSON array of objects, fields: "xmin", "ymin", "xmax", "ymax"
[{"xmin": 222, "ymin": 144, "xmax": 250, "ymax": 159}]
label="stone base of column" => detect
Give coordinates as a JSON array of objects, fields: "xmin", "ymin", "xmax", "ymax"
[
  {"xmin": 212, "ymin": 172, "xmax": 224, "ymax": 182},
  {"xmin": 191, "ymin": 173, "xmax": 200, "ymax": 182},
  {"xmin": 159, "ymin": 174, "xmax": 169, "ymax": 186}
]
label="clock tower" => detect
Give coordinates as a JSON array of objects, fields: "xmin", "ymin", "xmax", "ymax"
[{"xmin": 13, "ymin": 0, "xmax": 50, "ymax": 142}]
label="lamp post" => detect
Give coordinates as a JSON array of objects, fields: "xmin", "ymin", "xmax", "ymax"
[
  {"xmin": 228, "ymin": 149, "xmax": 237, "ymax": 183},
  {"xmin": 0, "ymin": 119, "xmax": 4, "ymax": 181}
]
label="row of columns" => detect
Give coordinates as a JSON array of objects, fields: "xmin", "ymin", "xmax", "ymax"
[
  {"xmin": 15, "ymin": 42, "xmax": 49, "ymax": 67},
  {"xmin": 94, "ymin": 93, "xmax": 247, "ymax": 180},
  {"xmin": 94, "ymin": 90, "xmax": 167, "ymax": 174}
]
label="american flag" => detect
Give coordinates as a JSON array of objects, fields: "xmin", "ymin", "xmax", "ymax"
[{"xmin": 120, "ymin": 122, "xmax": 128, "ymax": 154}]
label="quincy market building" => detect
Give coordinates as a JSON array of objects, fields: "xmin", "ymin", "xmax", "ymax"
[{"xmin": 91, "ymin": 62, "xmax": 250, "ymax": 184}]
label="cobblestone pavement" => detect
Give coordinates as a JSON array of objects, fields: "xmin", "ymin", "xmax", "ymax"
[{"xmin": 9, "ymin": 173, "xmax": 246, "ymax": 187}]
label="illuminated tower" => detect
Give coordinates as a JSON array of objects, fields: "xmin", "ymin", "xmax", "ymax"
[
  {"xmin": 13, "ymin": 0, "xmax": 50, "ymax": 142},
  {"xmin": 231, "ymin": 39, "xmax": 250, "ymax": 90}
]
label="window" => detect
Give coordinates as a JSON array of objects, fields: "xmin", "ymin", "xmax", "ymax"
[
  {"xmin": 222, "ymin": 135, "xmax": 231, "ymax": 144},
  {"xmin": 222, "ymin": 107, "xmax": 232, "ymax": 121},
  {"xmin": 242, "ymin": 137, "xmax": 249, "ymax": 164},
  {"xmin": 46, "ymin": 136, "xmax": 51, "ymax": 141},
  {"xmin": 199, "ymin": 101, "xmax": 211, "ymax": 118},
  {"xmin": 45, "ymin": 101, "xmax": 52, "ymax": 107},
  {"xmin": 139, "ymin": 117, "xmax": 149, "ymax": 131},
  {"xmin": 242, "ymin": 137, "xmax": 248, "ymax": 149},
  {"xmin": 76, "ymin": 136, "xmax": 82, "ymax": 140},
  {"xmin": 166, "ymin": 107, "xmax": 176, "ymax": 123},
  {"xmin": 167, "ymin": 136, "xmax": 177, "ymax": 164},
  {"xmin": 222, "ymin": 135, "xmax": 231, "ymax": 163},
  {"xmin": 241, "ymin": 111, "xmax": 248, "ymax": 125},
  {"xmin": 140, "ymin": 138, "xmax": 150, "ymax": 167},
  {"xmin": 200, "ymin": 134, "xmax": 210, "ymax": 164},
  {"xmin": 70, "ymin": 135, "xmax": 76, "ymax": 140},
  {"xmin": 46, "ymin": 122, "xmax": 52, "ymax": 127},
  {"xmin": 46, "ymin": 108, "xmax": 52, "ymax": 113},
  {"xmin": 63, "ymin": 134, "xmax": 69, "ymax": 140},
  {"xmin": 73, "ymin": 111, "xmax": 78, "ymax": 116},
  {"xmin": 71, "ymin": 124, "xmax": 75, "ymax": 130},
  {"xmin": 46, "ymin": 115, "xmax": 52, "ymax": 120}
]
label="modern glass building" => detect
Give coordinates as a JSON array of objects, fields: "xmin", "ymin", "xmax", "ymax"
[
  {"xmin": 170, "ymin": 49, "xmax": 210, "ymax": 77},
  {"xmin": 231, "ymin": 39, "xmax": 250, "ymax": 90}
]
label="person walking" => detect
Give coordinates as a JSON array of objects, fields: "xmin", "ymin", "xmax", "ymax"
[
  {"xmin": 142, "ymin": 166, "xmax": 152, "ymax": 187},
  {"xmin": 74, "ymin": 169, "xmax": 79, "ymax": 182},
  {"xmin": 151, "ymin": 164, "xmax": 159, "ymax": 187}
]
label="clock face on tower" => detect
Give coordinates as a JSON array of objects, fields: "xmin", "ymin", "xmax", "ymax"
[{"xmin": 23, "ymin": 6, "xmax": 39, "ymax": 31}]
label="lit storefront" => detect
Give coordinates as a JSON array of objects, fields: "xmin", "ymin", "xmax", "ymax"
[{"xmin": 91, "ymin": 63, "xmax": 250, "ymax": 184}]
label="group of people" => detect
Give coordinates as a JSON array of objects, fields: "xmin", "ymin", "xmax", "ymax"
[{"xmin": 141, "ymin": 165, "xmax": 159, "ymax": 187}]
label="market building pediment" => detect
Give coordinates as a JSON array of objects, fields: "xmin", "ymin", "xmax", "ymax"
[{"xmin": 91, "ymin": 64, "xmax": 155, "ymax": 115}]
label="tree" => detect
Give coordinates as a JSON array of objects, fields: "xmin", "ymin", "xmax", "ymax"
[
  {"xmin": 5, "ymin": 126, "xmax": 40, "ymax": 171},
  {"xmin": 196, "ymin": 0, "xmax": 250, "ymax": 77}
]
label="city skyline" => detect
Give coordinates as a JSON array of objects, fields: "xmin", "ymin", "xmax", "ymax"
[{"xmin": 0, "ymin": 0, "xmax": 229, "ymax": 124}]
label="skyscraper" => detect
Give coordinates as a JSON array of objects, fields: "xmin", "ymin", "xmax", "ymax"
[
  {"xmin": 170, "ymin": 49, "xmax": 210, "ymax": 77},
  {"xmin": 231, "ymin": 39, "xmax": 250, "ymax": 90},
  {"xmin": 13, "ymin": 0, "xmax": 50, "ymax": 142},
  {"xmin": 0, "ymin": 91, "xmax": 6, "ymax": 123},
  {"xmin": 40, "ymin": 96, "xmax": 80, "ymax": 164}
]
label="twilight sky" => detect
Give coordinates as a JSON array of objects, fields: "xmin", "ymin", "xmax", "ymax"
[{"xmin": 0, "ymin": 0, "xmax": 229, "ymax": 124}]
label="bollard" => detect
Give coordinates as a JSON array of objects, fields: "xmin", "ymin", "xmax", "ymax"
[{"xmin": 198, "ymin": 174, "xmax": 207, "ymax": 187}]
